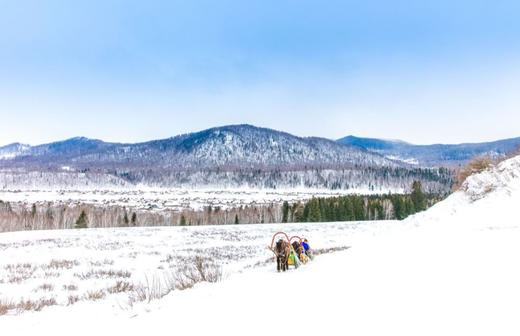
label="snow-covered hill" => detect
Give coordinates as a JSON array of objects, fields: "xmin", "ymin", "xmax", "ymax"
[
  {"xmin": 1, "ymin": 125, "xmax": 395, "ymax": 169},
  {"xmin": 1, "ymin": 155, "xmax": 519, "ymax": 335},
  {"xmin": 408, "ymin": 154, "xmax": 520, "ymax": 229},
  {"xmin": 0, "ymin": 125, "xmax": 452, "ymax": 191}
]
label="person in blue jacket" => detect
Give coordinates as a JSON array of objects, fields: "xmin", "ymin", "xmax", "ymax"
[{"xmin": 301, "ymin": 238, "xmax": 313, "ymax": 260}]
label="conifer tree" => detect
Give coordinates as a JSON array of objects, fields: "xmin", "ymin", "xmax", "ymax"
[
  {"xmin": 179, "ymin": 215, "xmax": 187, "ymax": 226},
  {"xmin": 411, "ymin": 181, "xmax": 426, "ymax": 211},
  {"xmin": 75, "ymin": 210, "xmax": 88, "ymax": 229},
  {"xmin": 123, "ymin": 210, "xmax": 129, "ymax": 226},
  {"xmin": 393, "ymin": 197, "xmax": 404, "ymax": 220},
  {"xmin": 308, "ymin": 199, "xmax": 321, "ymax": 222},
  {"xmin": 282, "ymin": 201, "xmax": 289, "ymax": 223}
]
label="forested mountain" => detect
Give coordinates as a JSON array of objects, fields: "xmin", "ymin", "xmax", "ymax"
[
  {"xmin": 0, "ymin": 125, "xmax": 452, "ymax": 191},
  {"xmin": 338, "ymin": 135, "xmax": 520, "ymax": 167},
  {"xmin": 2, "ymin": 125, "xmax": 396, "ymax": 169}
]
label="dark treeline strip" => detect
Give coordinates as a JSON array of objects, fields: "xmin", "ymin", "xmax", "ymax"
[
  {"xmin": 286, "ymin": 181, "xmax": 442, "ymax": 222},
  {"xmin": 287, "ymin": 192, "xmax": 440, "ymax": 223}
]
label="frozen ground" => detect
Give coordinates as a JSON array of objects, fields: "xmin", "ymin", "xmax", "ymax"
[
  {"xmin": 0, "ymin": 220, "xmax": 404, "ymax": 317},
  {"xmin": 1, "ymin": 155, "xmax": 520, "ymax": 335},
  {"xmin": 0, "ymin": 187, "xmax": 402, "ymax": 211}
]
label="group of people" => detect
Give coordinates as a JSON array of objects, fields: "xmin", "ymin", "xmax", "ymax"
[
  {"xmin": 273, "ymin": 237, "xmax": 313, "ymax": 272},
  {"xmin": 291, "ymin": 238, "xmax": 313, "ymax": 265}
]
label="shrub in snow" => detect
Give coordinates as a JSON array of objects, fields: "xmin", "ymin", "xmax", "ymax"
[
  {"xmin": 0, "ymin": 300, "xmax": 14, "ymax": 315},
  {"xmin": 15, "ymin": 297, "xmax": 57, "ymax": 313},
  {"xmin": 130, "ymin": 271, "xmax": 176, "ymax": 304},
  {"xmin": 461, "ymin": 155, "xmax": 520, "ymax": 201},
  {"xmin": 67, "ymin": 295, "xmax": 80, "ymax": 306},
  {"xmin": 107, "ymin": 281, "xmax": 135, "ymax": 294},
  {"xmin": 454, "ymin": 156, "xmax": 494, "ymax": 191},
  {"xmin": 175, "ymin": 256, "xmax": 222, "ymax": 290},
  {"xmin": 85, "ymin": 290, "xmax": 106, "ymax": 301}
]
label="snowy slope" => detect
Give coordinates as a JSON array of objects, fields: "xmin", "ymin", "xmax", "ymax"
[
  {"xmin": 136, "ymin": 154, "xmax": 520, "ymax": 336},
  {"xmin": 408, "ymin": 154, "xmax": 520, "ymax": 230},
  {"xmin": 1, "ymin": 155, "xmax": 520, "ymax": 335}
]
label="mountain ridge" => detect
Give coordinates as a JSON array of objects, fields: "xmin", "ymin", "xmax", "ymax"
[
  {"xmin": 0, "ymin": 124, "xmax": 454, "ymax": 191},
  {"xmin": 0, "ymin": 124, "xmax": 396, "ymax": 170},
  {"xmin": 338, "ymin": 134, "xmax": 520, "ymax": 166},
  {"xmin": 3, "ymin": 125, "xmax": 518, "ymax": 168}
]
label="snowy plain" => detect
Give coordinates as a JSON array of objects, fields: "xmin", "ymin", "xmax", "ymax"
[
  {"xmin": 1, "ymin": 155, "xmax": 520, "ymax": 335},
  {"xmin": 0, "ymin": 186, "xmax": 403, "ymax": 211}
]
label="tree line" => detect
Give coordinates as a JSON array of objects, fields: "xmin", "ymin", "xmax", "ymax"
[
  {"xmin": 0, "ymin": 182, "xmax": 444, "ymax": 232},
  {"xmin": 283, "ymin": 181, "xmax": 437, "ymax": 222}
]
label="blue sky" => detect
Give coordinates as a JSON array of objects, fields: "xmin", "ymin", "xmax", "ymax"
[{"xmin": 1, "ymin": 0, "xmax": 519, "ymax": 145}]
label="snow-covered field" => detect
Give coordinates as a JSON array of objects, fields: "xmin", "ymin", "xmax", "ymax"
[
  {"xmin": 0, "ymin": 220, "xmax": 403, "ymax": 316},
  {"xmin": 1, "ymin": 155, "xmax": 520, "ymax": 335},
  {"xmin": 0, "ymin": 187, "xmax": 401, "ymax": 211}
]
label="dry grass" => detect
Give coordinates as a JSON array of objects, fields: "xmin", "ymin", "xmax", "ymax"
[
  {"xmin": 44, "ymin": 271, "xmax": 61, "ymax": 278},
  {"xmin": 85, "ymin": 290, "xmax": 106, "ymax": 301},
  {"xmin": 36, "ymin": 283, "xmax": 54, "ymax": 292},
  {"xmin": 15, "ymin": 298, "xmax": 57, "ymax": 312},
  {"xmin": 453, "ymin": 155, "xmax": 494, "ymax": 190},
  {"xmin": 313, "ymin": 246, "xmax": 350, "ymax": 255},
  {"xmin": 68, "ymin": 295, "xmax": 80, "ymax": 306},
  {"xmin": 162, "ymin": 254, "xmax": 175, "ymax": 263},
  {"xmin": 131, "ymin": 272, "xmax": 176, "ymax": 304},
  {"xmin": 128, "ymin": 256, "xmax": 222, "ymax": 305},
  {"xmin": 4, "ymin": 263, "xmax": 33, "ymax": 271},
  {"xmin": 63, "ymin": 284, "xmax": 78, "ymax": 291},
  {"xmin": 89, "ymin": 259, "xmax": 115, "ymax": 267},
  {"xmin": 47, "ymin": 259, "xmax": 79, "ymax": 269},
  {"xmin": 74, "ymin": 269, "xmax": 131, "ymax": 280},
  {"xmin": 247, "ymin": 257, "xmax": 276, "ymax": 269},
  {"xmin": 5, "ymin": 263, "xmax": 36, "ymax": 284},
  {"xmin": 0, "ymin": 300, "xmax": 15, "ymax": 316},
  {"xmin": 174, "ymin": 256, "xmax": 222, "ymax": 290},
  {"xmin": 174, "ymin": 274, "xmax": 195, "ymax": 290},
  {"xmin": 107, "ymin": 280, "xmax": 134, "ymax": 294}
]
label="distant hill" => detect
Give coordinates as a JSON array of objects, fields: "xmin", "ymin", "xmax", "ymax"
[
  {"xmin": 337, "ymin": 135, "xmax": 520, "ymax": 167},
  {"xmin": 0, "ymin": 143, "xmax": 31, "ymax": 160},
  {"xmin": 0, "ymin": 125, "xmax": 451, "ymax": 192},
  {"xmin": 2, "ymin": 125, "xmax": 395, "ymax": 170}
]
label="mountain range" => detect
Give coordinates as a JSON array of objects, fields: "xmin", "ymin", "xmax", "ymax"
[
  {"xmin": 1, "ymin": 124, "xmax": 513, "ymax": 191},
  {"xmin": 0, "ymin": 125, "xmax": 395, "ymax": 170},
  {"xmin": 2, "ymin": 124, "xmax": 517, "ymax": 168},
  {"xmin": 338, "ymin": 135, "xmax": 520, "ymax": 166}
]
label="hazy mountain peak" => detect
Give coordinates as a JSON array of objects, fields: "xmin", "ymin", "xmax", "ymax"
[
  {"xmin": 0, "ymin": 143, "xmax": 32, "ymax": 159},
  {"xmin": 338, "ymin": 134, "xmax": 520, "ymax": 166}
]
